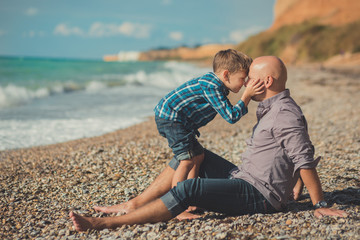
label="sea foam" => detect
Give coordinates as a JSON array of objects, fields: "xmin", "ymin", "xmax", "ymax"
[{"xmin": 0, "ymin": 84, "xmax": 50, "ymax": 108}]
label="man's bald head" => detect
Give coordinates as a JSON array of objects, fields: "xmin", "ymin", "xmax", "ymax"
[{"xmin": 248, "ymin": 56, "xmax": 287, "ymax": 101}]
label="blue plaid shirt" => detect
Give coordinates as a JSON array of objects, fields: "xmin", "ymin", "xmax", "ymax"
[{"xmin": 154, "ymin": 72, "xmax": 248, "ymax": 130}]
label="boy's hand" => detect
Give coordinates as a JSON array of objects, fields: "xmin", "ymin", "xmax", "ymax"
[
  {"xmin": 240, "ymin": 79, "xmax": 265, "ymax": 106},
  {"xmin": 243, "ymin": 78, "xmax": 265, "ymax": 97}
]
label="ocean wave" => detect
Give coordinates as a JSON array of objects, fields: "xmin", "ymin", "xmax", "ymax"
[
  {"xmin": 121, "ymin": 61, "xmax": 211, "ymax": 89},
  {"xmin": 0, "ymin": 61, "xmax": 210, "ymax": 109},
  {"xmin": 0, "ymin": 84, "xmax": 50, "ymax": 108},
  {"xmin": 85, "ymin": 81, "xmax": 107, "ymax": 92}
]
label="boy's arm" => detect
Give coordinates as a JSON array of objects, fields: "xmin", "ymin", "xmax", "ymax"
[
  {"xmin": 300, "ymin": 168, "xmax": 348, "ymax": 218},
  {"xmin": 201, "ymin": 84, "xmax": 247, "ymax": 124}
]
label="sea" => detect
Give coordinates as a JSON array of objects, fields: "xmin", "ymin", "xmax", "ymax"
[{"xmin": 0, "ymin": 56, "xmax": 211, "ymax": 151}]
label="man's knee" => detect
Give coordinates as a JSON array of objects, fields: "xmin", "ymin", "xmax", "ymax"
[{"xmin": 174, "ymin": 178, "xmax": 201, "ymax": 203}]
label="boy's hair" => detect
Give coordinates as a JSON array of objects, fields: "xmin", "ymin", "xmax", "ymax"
[{"xmin": 213, "ymin": 49, "xmax": 252, "ymax": 74}]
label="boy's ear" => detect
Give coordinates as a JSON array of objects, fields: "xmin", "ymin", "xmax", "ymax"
[
  {"xmin": 264, "ymin": 75, "xmax": 273, "ymax": 88},
  {"xmin": 223, "ymin": 70, "xmax": 230, "ymax": 82}
]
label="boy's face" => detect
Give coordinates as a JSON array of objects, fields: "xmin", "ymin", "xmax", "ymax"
[{"xmin": 224, "ymin": 71, "xmax": 247, "ymax": 93}]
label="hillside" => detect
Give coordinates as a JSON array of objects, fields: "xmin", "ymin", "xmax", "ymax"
[
  {"xmin": 271, "ymin": 0, "xmax": 360, "ymax": 31},
  {"xmin": 237, "ymin": 20, "xmax": 360, "ymax": 65},
  {"xmin": 104, "ymin": 0, "xmax": 360, "ymax": 65}
]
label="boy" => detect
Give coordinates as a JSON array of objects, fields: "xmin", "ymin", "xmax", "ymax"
[{"xmin": 154, "ymin": 49, "xmax": 264, "ymax": 198}]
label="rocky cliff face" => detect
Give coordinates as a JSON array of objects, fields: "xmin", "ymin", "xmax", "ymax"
[
  {"xmin": 138, "ymin": 44, "xmax": 235, "ymax": 63},
  {"xmin": 105, "ymin": 0, "xmax": 360, "ymax": 62},
  {"xmin": 270, "ymin": 0, "xmax": 360, "ymax": 30}
]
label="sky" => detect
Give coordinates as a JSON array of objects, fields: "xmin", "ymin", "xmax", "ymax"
[{"xmin": 0, "ymin": 0, "xmax": 276, "ymax": 60}]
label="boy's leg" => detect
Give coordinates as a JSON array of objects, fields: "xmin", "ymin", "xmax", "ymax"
[
  {"xmin": 179, "ymin": 152, "xmax": 203, "ymax": 214},
  {"xmin": 94, "ymin": 165, "xmax": 175, "ymax": 214},
  {"xmin": 187, "ymin": 152, "xmax": 205, "ymax": 179},
  {"xmin": 71, "ymin": 198, "xmax": 173, "ymax": 231}
]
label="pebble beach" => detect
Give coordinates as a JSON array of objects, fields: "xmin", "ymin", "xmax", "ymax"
[{"xmin": 0, "ymin": 65, "xmax": 359, "ymax": 239}]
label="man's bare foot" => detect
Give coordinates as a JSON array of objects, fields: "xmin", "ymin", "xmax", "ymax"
[
  {"xmin": 70, "ymin": 211, "xmax": 107, "ymax": 232},
  {"xmin": 93, "ymin": 202, "xmax": 135, "ymax": 214},
  {"xmin": 176, "ymin": 211, "xmax": 201, "ymax": 221}
]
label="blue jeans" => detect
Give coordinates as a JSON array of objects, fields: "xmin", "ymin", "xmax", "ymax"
[
  {"xmin": 160, "ymin": 149, "xmax": 277, "ymax": 217},
  {"xmin": 155, "ymin": 116, "xmax": 204, "ymax": 162}
]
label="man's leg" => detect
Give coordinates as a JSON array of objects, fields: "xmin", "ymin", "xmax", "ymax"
[
  {"xmin": 93, "ymin": 149, "xmax": 233, "ymax": 214},
  {"xmin": 198, "ymin": 149, "xmax": 237, "ymax": 179},
  {"xmin": 71, "ymin": 198, "xmax": 173, "ymax": 231},
  {"xmin": 163, "ymin": 177, "xmax": 276, "ymax": 218},
  {"xmin": 160, "ymin": 149, "xmax": 277, "ymax": 219},
  {"xmin": 94, "ymin": 165, "xmax": 175, "ymax": 214}
]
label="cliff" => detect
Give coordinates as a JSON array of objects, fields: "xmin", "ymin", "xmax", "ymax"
[
  {"xmin": 270, "ymin": 0, "xmax": 360, "ymax": 31},
  {"xmin": 138, "ymin": 44, "xmax": 235, "ymax": 63},
  {"xmin": 104, "ymin": 0, "xmax": 360, "ymax": 65}
]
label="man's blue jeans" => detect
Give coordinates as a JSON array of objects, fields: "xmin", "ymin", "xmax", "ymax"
[{"xmin": 160, "ymin": 149, "xmax": 277, "ymax": 217}]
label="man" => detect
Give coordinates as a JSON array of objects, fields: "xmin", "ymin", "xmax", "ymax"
[{"xmin": 70, "ymin": 56, "xmax": 347, "ymax": 231}]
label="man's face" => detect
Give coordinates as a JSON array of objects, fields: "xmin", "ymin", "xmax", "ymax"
[{"xmin": 246, "ymin": 66, "xmax": 266, "ymax": 102}]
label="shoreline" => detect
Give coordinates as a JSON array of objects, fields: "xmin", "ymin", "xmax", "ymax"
[{"xmin": 1, "ymin": 66, "xmax": 359, "ymax": 239}]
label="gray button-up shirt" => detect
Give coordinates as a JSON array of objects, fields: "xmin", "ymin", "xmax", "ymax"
[{"xmin": 231, "ymin": 89, "xmax": 320, "ymax": 210}]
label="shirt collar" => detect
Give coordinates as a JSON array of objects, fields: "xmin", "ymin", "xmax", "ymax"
[{"xmin": 256, "ymin": 89, "xmax": 290, "ymax": 119}]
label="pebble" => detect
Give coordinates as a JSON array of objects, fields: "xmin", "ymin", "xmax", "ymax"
[{"xmin": 0, "ymin": 66, "xmax": 359, "ymax": 239}]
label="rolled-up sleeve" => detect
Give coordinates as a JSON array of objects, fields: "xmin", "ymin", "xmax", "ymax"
[{"xmin": 272, "ymin": 108, "xmax": 319, "ymax": 174}]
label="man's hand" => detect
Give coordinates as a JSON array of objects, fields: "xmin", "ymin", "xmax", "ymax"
[{"xmin": 314, "ymin": 208, "xmax": 348, "ymax": 218}]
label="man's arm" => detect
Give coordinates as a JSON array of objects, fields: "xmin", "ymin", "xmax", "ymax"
[{"xmin": 300, "ymin": 168, "xmax": 348, "ymax": 218}]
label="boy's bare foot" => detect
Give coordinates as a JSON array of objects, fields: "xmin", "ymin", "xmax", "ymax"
[
  {"xmin": 93, "ymin": 202, "xmax": 135, "ymax": 214},
  {"xmin": 185, "ymin": 206, "xmax": 205, "ymax": 213},
  {"xmin": 70, "ymin": 211, "xmax": 106, "ymax": 231},
  {"xmin": 176, "ymin": 211, "xmax": 201, "ymax": 221}
]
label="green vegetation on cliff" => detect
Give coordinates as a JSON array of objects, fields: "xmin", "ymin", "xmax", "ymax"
[{"xmin": 237, "ymin": 20, "xmax": 360, "ymax": 62}]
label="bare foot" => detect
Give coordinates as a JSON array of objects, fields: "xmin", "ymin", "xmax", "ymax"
[
  {"xmin": 186, "ymin": 206, "xmax": 198, "ymax": 212},
  {"xmin": 176, "ymin": 211, "xmax": 201, "ymax": 221},
  {"xmin": 93, "ymin": 202, "xmax": 135, "ymax": 214},
  {"xmin": 185, "ymin": 206, "xmax": 205, "ymax": 213},
  {"xmin": 69, "ymin": 211, "xmax": 106, "ymax": 232}
]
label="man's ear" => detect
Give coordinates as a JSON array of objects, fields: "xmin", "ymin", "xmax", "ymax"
[{"xmin": 264, "ymin": 75, "xmax": 274, "ymax": 88}]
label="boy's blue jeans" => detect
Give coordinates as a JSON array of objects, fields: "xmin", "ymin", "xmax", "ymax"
[
  {"xmin": 160, "ymin": 149, "xmax": 277, "ymax": 217},
  {"xmin": 155, "ymin": 116, "xmax": 204, "ymax": 163}
]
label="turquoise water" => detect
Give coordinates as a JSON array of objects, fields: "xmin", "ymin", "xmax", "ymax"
[{"xmin": 0, "ymin": 57, "xmax": 210, "ymax": 150}]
